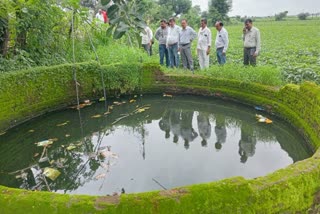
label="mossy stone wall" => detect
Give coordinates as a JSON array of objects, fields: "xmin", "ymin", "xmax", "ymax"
[
  {"xmin": 0, "ymin": 62, "xmax": 143, "ymax": 131},
  {"xmin": 1, "ymin": 64, "xmax": 320, "ymax": 213}
]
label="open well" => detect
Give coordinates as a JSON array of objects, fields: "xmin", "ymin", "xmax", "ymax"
[{"xmin": 0, "ymin": 62, "xmax": 320, "ymax": 213}]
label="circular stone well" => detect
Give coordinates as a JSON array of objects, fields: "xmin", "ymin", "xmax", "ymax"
[{"xmin": 0, "ymin": 63, "xmax": 320, "ymax": 213}]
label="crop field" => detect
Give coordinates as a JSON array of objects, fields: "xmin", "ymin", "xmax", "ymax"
[{"xmin": 161, "ymin": 20, "xmax": 320, "ymax": 86}]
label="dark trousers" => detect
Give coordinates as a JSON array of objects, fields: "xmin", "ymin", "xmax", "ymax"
[
  {"xmin": 244, "ymin": 47, "xmax": 256, "ymax": 66},
  {"xmin": 142, "ymin": 44, "xmax": 151, "ymax": 56},
  {"xmin": 159, "ymin": 44, "xmax": 169, "ymax": 67}
]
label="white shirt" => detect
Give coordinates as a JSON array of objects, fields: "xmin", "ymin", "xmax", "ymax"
[
  {"xmin": 166, "ymin": 25, "xmax": 181, "ymax": 46},
  {"xmin": 95, "ymin": 13, "xmax": 104, "ymax": 22},
  {"xmin": 140, "ymin": 26, "xmax": 153, "ymax": 45},
  {"xmin": 243, "ymin": 26, "xmax": 261, "ymax": 54},
  {"xmin": 197, "ymin": 26, "xmax": 211, "ymax": 51},
  {"xmin": 215, "ymin": 27, "xmax": 229, "ymax": 53}
]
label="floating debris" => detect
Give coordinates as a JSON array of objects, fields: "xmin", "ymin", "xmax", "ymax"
[
  {"xmin": 99, "ymin": 97, "xmax": 106, "ymax": 102},
  {"xmin": 65, "ymin": 134, "xmax": 71, "ymax": 138},
  {"xmin": 133, "ymin": 105, "xmax": 151, "ymax": 114},
  {"xmin": 66, "ymin": 144, "xmax": 77, "ymax": 151},
  {"xmin": 36, "ymin": 140, "xmax": 53, "ymax": 147},
  {"xmin": 104, "ymin": 111, "xmax": 111, "ymax": 115},
  {"xmin": 39, "ymin": 156, "xmax": 49, "ymax": 163},
  {"xmin": 134, "ymin": 95, "xmax": 138, "ymax": 98},
  {"xmin": 113, "ymin": 101, "xmax": 122, "ymax": 105},
  {"xmin": 255, "ymin": 114, "xmax": 273, "ymax": 124},
  {"xmin": 15, "ymin": 172, "xmax": 28, "ymax": 180},
  {"xmin": 95, "ymin": 173, "xmax": 106, "ymax": 180},
  {"xmin": 43, "ymin": 167, "xmax": 61, "ymax": 181},
  {"xmin": 0, "ymin": 131, "xmax": 6, "ymax": 136},
  {"xmin": 54, "ymin": 158, "xmax": 67, "ymax": 168},
  {"xmin": 99, "ymin": 150, "xmax": 119, "ymax": 159},
  {"xmin": 70, "ymin": 101, "xmax": 93, "ymax": 110},
  {"xmin": 129, "ymin": 99, "xmax": 136, "ymax": 103},
  {"xmin": 91, "ymin": 114, "xmax": 102, "ymax": 118},
  {"xmin": 28, "ymin": 129, "xmax": 35, "ymax": 133},
  {"xmin": 56, "ymin": 121, "xmax": 69, "ymax": 127},
  {"xmin": 100, "ymin": 162, "xmax": 109, "ymax": 170},
  {"xmin": 255, "ymin": 106, "xmax": 265, "ymax": 111},
  {"xmin": 33, "ymin": 153, "xmax": 40, "ymax": 158},
  {"xmin": 163, "ymin": 93, "xmax": 173, "ymax": 98}
]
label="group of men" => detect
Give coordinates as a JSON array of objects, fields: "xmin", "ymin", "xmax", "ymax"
[{"xmin": 142, "ymin": 18, "xmax": 261, "ymax": 71}]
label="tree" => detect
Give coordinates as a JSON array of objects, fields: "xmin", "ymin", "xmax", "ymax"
[
  {"xmin": 158, "ymin": 0, "xmax": 192, "ymax": 17},
  {"xmin": 275, "ymin": 11, "xmax": 288, "ymax": 21},
  {"xmin": 207, "ymin": 0, "xmax": 232, "ymax": 24},
  {"xmin": 181, "ymin": 5, "xmax": 201, "ymax": 29},
  {"xmin": 297, "ymin": 12, "xmax": 310, "ymax": 20}
]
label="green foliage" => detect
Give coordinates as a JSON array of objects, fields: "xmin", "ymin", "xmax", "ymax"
[
  {"xmin": 94, "ymin": 42, "xmax": 157, "ymax": 65},
  {"xmin": 181, "ymin": 5, "xmax": 202, "ymax": 29},
  {"xmin": 207, "ymin": 0, "xmax": 232, "ymax": 23},
  {"xmin": 158, "ymin": 0, "xmax": 192, "ymax": 17},
  {"xmin": 275, "ymin": 11, "xmax": 288, "ymax": 21},
  {"xmin": 298, "ymin": 12, "xmax": 310, "ymax": 20},
  {"xmin": 102, "ymin": 0, "xmax": 146, "ymax": 45}
]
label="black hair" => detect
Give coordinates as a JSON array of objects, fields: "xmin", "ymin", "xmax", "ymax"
[
  {"xmin": 215, "ymin": 21, "xmax": 223, "ymax": 27},
  {"xmin": 201, "ymin": 18, "xmax": 207, "ymax": 24},
  {"xmin": 244, "ymin": 18, "xmax": 253, "ymax": 24},
  {"xmin": 160, "ymin": 19, "xmax": 167, "ymax": 23},
  {"xmin": 169, "ymin": 17, "xmax": 175, "ymax": 22},
  {"xmin": 218, "ymin": 21, "xmax": 224, "ymax": 26},
  {"xmin": 181, "ymin": 18, "xmax": 188, "ymax": 23}
]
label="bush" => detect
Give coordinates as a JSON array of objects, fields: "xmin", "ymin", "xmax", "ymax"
[{"xmin": 297, "ymin": 13, "xmax": 310, "ymax": 20}]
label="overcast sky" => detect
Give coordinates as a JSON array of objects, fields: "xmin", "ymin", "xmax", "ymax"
[{"xmin": 192, "ymin": 0, "xmax": 320, "ymax": 16}]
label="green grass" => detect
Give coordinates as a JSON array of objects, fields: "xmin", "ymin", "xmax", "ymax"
[
  {"xmin": 151, "ymin": 20, "xmax": 320, "ymax": 86},
  {"xmin": 162, "ymin": 64, "xmax": 283, "ymax": 86}
]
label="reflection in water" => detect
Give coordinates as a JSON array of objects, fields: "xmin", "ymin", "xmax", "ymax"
[
  {"xmin": 238, "ymin": 124, "xmax": 257, "ymax": 163},
  {"xmin": 180, "ymin": 111, "xmax": 198, "ymax": 150},
  {"xmin": 197, "ymin": 112, "xmax": 211, "ymax": 147},
  {"xmin": 214, "ymin": 114, "xmax": 227, "ymax": 150},
  {"xmin": 159, "ymin": 110, "xmax": 171, "ymax": 139},
  {"xmin": 0, "ymin": 95, "xmax": 313, "ymax": 195}
]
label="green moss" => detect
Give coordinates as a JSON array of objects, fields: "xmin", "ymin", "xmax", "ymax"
[{"xmin": 1, "ymin": 64, "xmax": 320, "ymax": 213}]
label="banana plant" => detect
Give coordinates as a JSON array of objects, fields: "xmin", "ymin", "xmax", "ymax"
[{"xmin": 101, "ymin": 0, "xmax": 146, "ymax": 46}]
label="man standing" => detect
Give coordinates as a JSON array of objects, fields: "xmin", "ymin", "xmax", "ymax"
[
  {"xmin": 140, "ymin": 25, "xmax": 153, "ymax": 56},
  {"xmin": 155, "ymin": 19, "xmax": 169, "ymax": 67},
  {"xmin": 166, "ymin": 18, "xmax": 181, "ymax": 68},
  {"xmin": 243, "ymin": 19, "xmax": 261, "ymax": 66},
  {"xmin": 197, "ymin": 18, "xmax": 211, "ymax": 69},
  {"xmin": 179, "ymin": 19, "xmax": 197, "ymax": 71},
  {"xmin": 215, "ymin": 21, "xmax": 229, "ymax": 65},
  {"xmin": 95, "ymin": 9, "xmax": 104, "ymax": 23}
]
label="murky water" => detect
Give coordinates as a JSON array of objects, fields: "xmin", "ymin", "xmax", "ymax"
[{"xmin": 0, "ymin": 95, "xmax": 313, "ymax": 196}]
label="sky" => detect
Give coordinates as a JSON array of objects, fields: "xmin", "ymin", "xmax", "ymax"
[{"xmin": 192, "ymin": 0, "xmax": 320, "ymax": 17}]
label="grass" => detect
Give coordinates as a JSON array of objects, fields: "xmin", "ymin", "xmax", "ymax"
[
  {"xmin": 162, "ymin": 64, "xmax": 283, "ymax": 86},
  {"xmin": 151, "ymin": 20, "xmax": 320, "ymax": 86}
]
